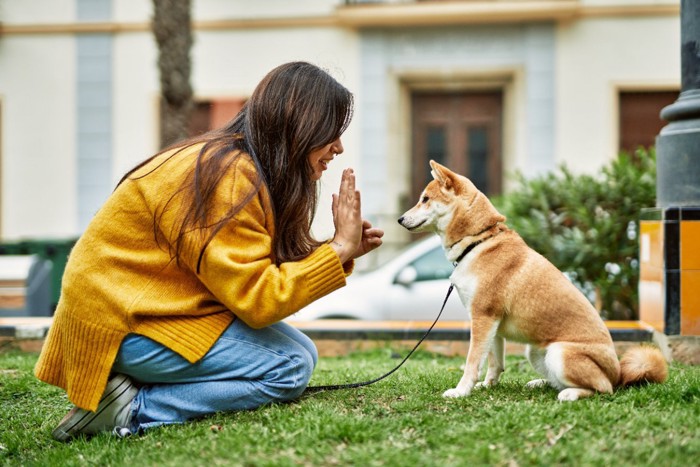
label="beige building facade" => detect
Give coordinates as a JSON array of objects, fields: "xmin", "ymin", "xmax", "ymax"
[{"xmin": 0, "ymin": 0, "xmax": 681, "ymax": 253}]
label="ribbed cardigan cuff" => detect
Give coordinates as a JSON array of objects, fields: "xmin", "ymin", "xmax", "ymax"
[{"xmin": 299, "ymin": 244, "xmax": 349, "ymax": 305}]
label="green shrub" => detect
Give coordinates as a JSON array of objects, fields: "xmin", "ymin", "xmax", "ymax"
[{"xmin": 493, "ymin": 148, "xmax": 656, "ymax": 320}]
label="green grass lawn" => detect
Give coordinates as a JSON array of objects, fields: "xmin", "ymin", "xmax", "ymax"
[{"xmin": 1, "ymin": 346, "xmax": 698, "ymax": 466}]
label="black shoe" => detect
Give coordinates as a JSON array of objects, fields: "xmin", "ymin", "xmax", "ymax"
[{"xmin": 52, "ymin": 374, "xmax": 138, "ymax": 441}]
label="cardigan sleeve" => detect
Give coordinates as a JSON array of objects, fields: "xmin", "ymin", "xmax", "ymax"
[
  {"xmin": 200, "ymin": 236, "xmax": 348, "ymax": 328},
  {"xmin": 153, "ymin": 154, "xmax": 350, "ymax": 328}
]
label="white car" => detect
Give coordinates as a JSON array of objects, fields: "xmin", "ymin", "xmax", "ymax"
[{"xmin": 289, "ymin": 236, "xmax": 466, "ymax": 322}]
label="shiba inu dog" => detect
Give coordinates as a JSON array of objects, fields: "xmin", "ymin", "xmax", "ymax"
[{"xmin": 398, "ymin": 160, "xmax": 668, "ymax": 401}]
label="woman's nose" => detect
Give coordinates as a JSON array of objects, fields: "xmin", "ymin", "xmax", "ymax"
[{"xmin": 332, "ymin": 138, "xmax": 344, "ymax": 155}]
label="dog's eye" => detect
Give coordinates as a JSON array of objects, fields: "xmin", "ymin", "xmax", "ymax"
[{"xmin": 421, "ymin": 196, "xmax": 429, "ymax": 203}]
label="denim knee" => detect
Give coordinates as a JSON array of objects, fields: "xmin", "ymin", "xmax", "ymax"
[
  {"xmin": 269, "ymin": 346, "xmax": 315, "ymax": 401},
  {"xmin": 306, "ymin": 340, "xmax": 319, "ymax": 369}
]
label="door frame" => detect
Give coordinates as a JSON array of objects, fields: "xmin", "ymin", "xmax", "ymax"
[
  {"xmin": 390, "ymin": 68, "xmax": 518, "ymax": 214},
  {"xmin": 372, "ymin": 67, "xmax": 520, "ymax": 247}
]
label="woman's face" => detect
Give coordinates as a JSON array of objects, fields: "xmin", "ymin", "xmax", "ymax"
[{"xmin": 308, "ymin": 138, "xmax": 344, "ymax": 181}]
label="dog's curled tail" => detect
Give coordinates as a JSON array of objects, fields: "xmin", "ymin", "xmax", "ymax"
[{"xmin": 618, "ymin": 345, "xmax": 668, "ymax": 387}]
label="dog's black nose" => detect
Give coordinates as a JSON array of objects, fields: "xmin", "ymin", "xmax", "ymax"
[{"xmin": 397, "ymin": 217, "xmax": 404, "ymax": 225}]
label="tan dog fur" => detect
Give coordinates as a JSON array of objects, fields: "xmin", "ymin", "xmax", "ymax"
[{"xmin": 398, "ymin": 160, "xmax": 667, "ymax": 401}]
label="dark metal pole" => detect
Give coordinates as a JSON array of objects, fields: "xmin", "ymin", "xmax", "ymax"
[
  {"xmin": 646, "ymin": 0, "xmax": 700, "ymax": 337},
  {"xmin": 656, "ymin": 0, "xmax": 700, "ymax": 206}
]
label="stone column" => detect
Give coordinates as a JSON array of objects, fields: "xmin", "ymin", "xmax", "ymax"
[
  {"xmin": 641, "ymin": 0, "xmax": 700, "ymax": 339},
  {"xmin": 657, "ymin": 0, "xmax": 700, "ymax": 206}
]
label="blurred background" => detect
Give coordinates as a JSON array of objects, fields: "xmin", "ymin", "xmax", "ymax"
[{"xmin": 0, "ymin": 0, "xmax": 681, "ymax": 317}]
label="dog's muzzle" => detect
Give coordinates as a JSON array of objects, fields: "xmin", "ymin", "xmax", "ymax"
[{"xmin": 397, "ymin": 217, "xmax": 425, "ymax": 231}]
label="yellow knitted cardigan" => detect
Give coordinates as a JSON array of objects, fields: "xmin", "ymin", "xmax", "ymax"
[{"xmin": 34, "ymin": 144, "xmax": 351, "ymax": 411}]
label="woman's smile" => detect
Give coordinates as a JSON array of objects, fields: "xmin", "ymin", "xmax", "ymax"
[{"xmin": 308, "ymin": 138, "xmax": 344, "ymax": 180}]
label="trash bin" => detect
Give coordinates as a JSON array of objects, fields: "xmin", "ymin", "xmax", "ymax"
[
  {"xmin": 0, "ymin": 238, "xmax": 77, "ymax": 311},
  {"xmin": 0, "ymin": 255, "xmax": 53, "ymax": 316}
]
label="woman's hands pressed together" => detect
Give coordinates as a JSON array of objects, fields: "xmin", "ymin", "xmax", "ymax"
[{"xmin": 330, "ymin": 168, "xmax": 384, "ymax": 263}]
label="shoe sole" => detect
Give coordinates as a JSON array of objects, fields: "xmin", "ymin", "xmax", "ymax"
[{"xmin": 52, "ymin": 375, "xmax": 134, "ymax": 441}]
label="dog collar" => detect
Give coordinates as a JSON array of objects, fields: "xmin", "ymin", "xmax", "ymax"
[
  {"xmin": 451, "ymin": 222, "xmax": 505, "ymax": 266},
  {"xmin": 452, "ymin": 239, "xmax": 484, "ymax": 266}
]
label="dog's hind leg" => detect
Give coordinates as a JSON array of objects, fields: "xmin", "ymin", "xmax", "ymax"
[
  {"xmin": 476, "ymin": 335, "xmax": 505, "ymax": 389},
  {"xmin": 444, "ymin": 317, "xmax": 500, "ymax": 398},
  {"xmin": 524, "ymin": 344, "xmax": 552, "ymax": 389},
  {"xmin": 557, "ymin": 388, "xmax": 596, "ymax": 401},
  {"xmin": 546, "ymin": 343, "xmax": 617, "ymax": 401}
]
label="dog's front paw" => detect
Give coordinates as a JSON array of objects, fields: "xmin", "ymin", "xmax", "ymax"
[
  {"xmin": 475, "ymin": 379, "xmax": 499, "ymax": 390},
  {"xmin": 443, "ymin": 387, "xmax": 469, "ymax": 398}
]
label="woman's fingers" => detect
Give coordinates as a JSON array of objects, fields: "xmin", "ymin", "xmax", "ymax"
[
  {"xmin": 331, "ymin": 169, "xmax": 363, "ymax": 260},
  {"xmin": 330, "ymin": 169, "xmax": 385, "ymax": 261},
  {"xmin": 353, "ymin": 222, "xmax": 384, "ymax": 259}
]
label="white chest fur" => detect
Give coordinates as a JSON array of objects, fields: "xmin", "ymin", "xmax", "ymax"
[{"xmin": 449, "ymin": 260, "xmax": 479, "ymax": 320}]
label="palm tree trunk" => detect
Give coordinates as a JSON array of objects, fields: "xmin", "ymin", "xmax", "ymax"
[{"xmin": 152, "ymin": 0, "xmax": 193, "ymax": 148}]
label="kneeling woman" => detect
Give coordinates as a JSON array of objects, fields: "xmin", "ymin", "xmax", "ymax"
[{"xmin": 35, "ymin": 61, "xmax": 383, "ymax": 440}]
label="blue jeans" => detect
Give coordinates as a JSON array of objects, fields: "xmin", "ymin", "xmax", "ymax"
[{"xmin": 112, "ymin": 319, "xmax": 318, "ymax": 432}]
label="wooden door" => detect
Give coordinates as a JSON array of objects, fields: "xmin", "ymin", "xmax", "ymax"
[
  {"xmin": 411, "ymin": 91, "xmax": 503, "ymax": 203},
  {"xmin": 619, "ymin": 91, "xmax": 677, "ymax": 154}
]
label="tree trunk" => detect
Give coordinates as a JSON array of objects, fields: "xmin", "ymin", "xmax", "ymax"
[{"xmin": 152, "ymin": 0, "xmax": 193, "ymax": 149}]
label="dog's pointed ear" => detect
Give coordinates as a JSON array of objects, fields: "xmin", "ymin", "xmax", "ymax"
[{"xmin": 429, "ymin": 160, "xmax": 454, "ymax": 190}]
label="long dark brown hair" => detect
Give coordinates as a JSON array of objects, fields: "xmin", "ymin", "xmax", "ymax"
[{"xmin": 119, "ymin": 61, "xmax": 354, "ymax": 272}]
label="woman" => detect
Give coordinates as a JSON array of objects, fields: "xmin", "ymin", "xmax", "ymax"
[{"xmin": 35, "ymin": 61, "xmax": 384, "ymax": 440}]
